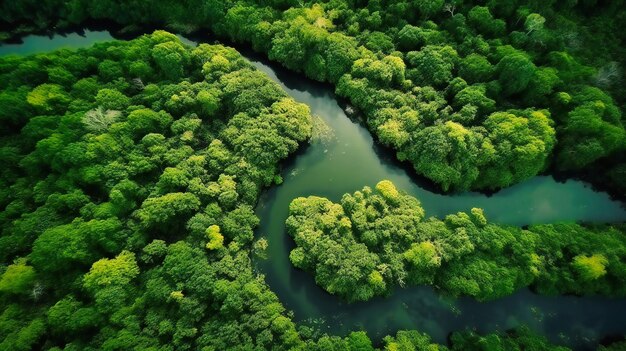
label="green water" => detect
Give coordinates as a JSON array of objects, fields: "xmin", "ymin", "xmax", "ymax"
[
  {"xmin": 3, "ymin": 31, "xmax": 626, "ymax": 350},
  {"xmin": 246, "ymin": 51, "xmax": 626, "ymax": 349},
  {"xmin": 0, "ymin": 30, "xmax": 114, "ymax": 55}
]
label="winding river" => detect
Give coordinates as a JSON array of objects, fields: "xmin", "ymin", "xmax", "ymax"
[{"xmin": 3, "ymin": 30, "xmax": 626, "ymax": 350}]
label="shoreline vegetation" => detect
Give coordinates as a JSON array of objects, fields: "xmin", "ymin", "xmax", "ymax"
[
  {"xmin": 286, "ymin": 180, "xmax": 626, "ymax": 303},
  {"xmin": 0, "ymin": 31, "xmax": 316, "ymax": 350},
  {"xmin": 1, "ymin": 29, "xmax": 621, "ymax": 351},
  {"xmin": 1, "ymin": 1, "xmax": 626, "ymax": 197}
]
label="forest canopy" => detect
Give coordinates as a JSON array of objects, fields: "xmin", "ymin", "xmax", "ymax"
[
  {"xmin": 0, "ymin": 29, "xmax": 609, "ymax": 351},
  {"xmin": 3, "ymin": 0, "xmax": 624, "ymax": 193},
  {"xmin": 286, "ymin": 180, "xmax": 626, "ymax": 302},
  {"xmin": 1, "ymin": 0, "xmax": 626, "ymax": 350},
  {"xmin": 0, "ymin": 31, "xmax": 313, "ymax": 350}
]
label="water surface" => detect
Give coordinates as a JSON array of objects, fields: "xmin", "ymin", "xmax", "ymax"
[
  {"xmin": 247, "ymin": 50, "xmax": 626, "ymax": 349},
  {"xmin": 0, "ymin": 30, "xmax": 113, "ymax": 55}
]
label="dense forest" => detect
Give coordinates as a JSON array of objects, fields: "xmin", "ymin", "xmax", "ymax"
[
  {"xmin": 287, "ymin": 180, "xmax": 626, "ymax": 302},
  {"xmin": 0, "ymin": 31, "xmax": 316, "ymax": 350},
  {"xmin": 1, "ymin": 0, "xmax": 626, "ymax": 194},
  {"xmin": 0, "ymin": 27, "xmax": 615, "ymax": 351},
  {"xmin": 1, "ymin": 0, "xmax": 626, "ymax": 350}
]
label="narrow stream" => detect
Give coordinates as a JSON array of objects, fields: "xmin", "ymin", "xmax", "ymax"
[{"xmin": 2, "ymin": 30, "xmax": 626, "ymax": 350}]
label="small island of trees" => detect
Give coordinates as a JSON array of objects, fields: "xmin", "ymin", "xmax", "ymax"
[{"xmin": 287, "ymin": 180, "xmax": 626, "ymax": 302}]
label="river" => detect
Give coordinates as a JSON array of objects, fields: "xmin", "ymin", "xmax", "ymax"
[{"xmin": 2, "ymin": 30, "xmax": 626, "ymax": 350}]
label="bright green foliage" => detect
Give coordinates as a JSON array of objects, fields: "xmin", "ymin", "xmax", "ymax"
[
  {"xmin": 137, "ymin": 192, "xmax": 201, "ymax": 228},
  {"xmin": 415, "ymin": 0, "xmax": 444, "ymax": 19},
  {"xmin": 0, "ymin": 305, "xmax": 46, "ymax": 351},
  {"xmin": 95, "ymin": 88, "xmax": 130, "ymax": 110},
  {"xmin": 557, "ymin": 87, "xmax": 625, "ymax": 170},
  {"xmin": 126, "ymin": 108, "xmax": 174, "ymax": 138},
  {"xmin": 572, "ymin": 254, "xmax": 609, "ymax": 281},
  {"xmin": 524, "ymin": 13, "xmax": 546, "ymax": 35},
  {"xmin": 97, "ymin": 59, "xmax": 123, "ymax": 82},
  {"xmin": 83, "ymin": 251, "xmax": 139, "ymax": 292},
  {"xmin": 26, "ymin": 83, "xmax": 69, "ymax": 113},
  {"xmin": 196, "ymin": 89, "xmax": 220, "ymax": 117},
  {"xmin": 287, "ymin": 180, "xmax": 626, "ymax": 302},
  {"xmin": 205, "ymin": 225, "xmax": 224, "ymax": 250},
  {"xmin": 406, "ymin": 45, "xmax": 457, "ymax": 87},
  {"xmin": 31, "ymin": 220, "xmax": 115, "ymax": 275},
  {"xmin": 452, "ymin": 84, "xmax": 495, "ymax": 115},
  {"xmin": 151, "ymin": 39, "xmax": 189, "ymax": 80},
  {"xmin": 528, "ymin": 223, "xmax": 626, "ymax": 296},
  {"xmin": 403, "ymin": 241, "xmax": 441, "ymax": 284},
  {"xmin": 156, "ymin": 167, "xmax": 190, "ymax": 193},
  {"xmin": 467, "ymin": 6, "xmax": 506, "ymax": 37},
  {"xmin": 476, "ymin": 110, "xmax": 556, "ymax": 189},
  {"xmin": 47, "ymin": 296, "xmax": 101, "ymax": 336},
  {"xmin": 102, "ymin": 0, "xmax": 623, "ymax": 193},
  {"xmin": 397, "ymin": 25, "xmax": 438, "ymax": 50},
  {"xmin": 409, "ymin": 122, "xmax": 484, "ymax": 191},
  {"xmin": 0, "ymin": 259, "xmax": 36, "ymax": 295},
  {"xmin": 0, "ymin": 32, "xmax": 312, "ymax": 350},
  {"xmin": 364, "ymin": 31, "xmax": 395, "ymax": 54},
  {"xmin": 286, "ymin": 194, "xmax": 383, "ymax": 301},
  {"xmin": 383, "ymin": 330, "xmax": 444, "ymax": 351},
  {"xmin": 450, "ymin": 326, "xmax": 570, "ymax": 351},
  {"xmin": 459, "ymin": 54, "xmax": 493, "ymax": 83},
  {"xmin": 1, "ymin": 0, "xmax": 626, "ymax": 349},
  {"xmin": 375, "ymin": 179, "xmax": 400, "ymax": 202}
]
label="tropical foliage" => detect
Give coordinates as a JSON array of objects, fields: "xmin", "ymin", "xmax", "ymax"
[{"xmin": 287, "ymin": 180, "xmax": 626, "ymax": 302}]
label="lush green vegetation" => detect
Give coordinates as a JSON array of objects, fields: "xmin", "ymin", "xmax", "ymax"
[
  {"xmin": 1, "ymin": 1, "xmax": 626, "ymax": 350},
  {"xmin": 3, "ymin": 0, "xmax": 625, "ymax": 193},
  {"xmin": 0, "ymin": 31, "xmax": 316, "ymax": 350},
  {"xmin": 287, "ymin": 180, "xmax": 626, "ymax": 302},
  {"xmin": 0, "ymin": 29, "xmax": 609, "ymax": 351},
  {"xmin": 308, "ymin": 325, "xmax": 574, "ymax": 351}
]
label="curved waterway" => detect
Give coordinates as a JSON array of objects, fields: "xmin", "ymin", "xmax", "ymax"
[
  {"xmin": 248, "ymin": 53, "xmax": 626, "ymax": 350},
  {"xmin": 3, "ymin": 30, "xmax": 626, "ymax": 350}
]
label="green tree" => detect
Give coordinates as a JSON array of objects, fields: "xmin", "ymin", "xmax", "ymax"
[
  {"xmin": 406, "ymin": 45, "xmax": 458, "ymax": 87},
  {"xmin": 557, "ymin": 88, "xmax": 625, "ymax": 170},
  {"xmin": 83, "ymin": 251, "xmax": 140, "ymax": 292},
  {"xmin": 95, "ymin": 88, "xmax": 130, "ymax": 110},
  {"xmin": 475, "ymin": 110, "xmax": 555, "ymax": 189},
  {"xmin": 467, "ymin": 6, "xmax": 506, "ymax": 37},
  {"xmin": 415, "ymin": 0, "xmax": 444, "ymax": 18},
  {"xmin": 572, "ymin": 254, "xmax": 608, "ymax": 281},
  {"xmin": 458, "ymin": 53, "xmax": 493, "ymax": 83},
  {"xmin": 497, "ymin": 54, "xmax": 536, "ymax": 96},
  {"xmin": 137, "ymin": 192, "xmax": 201, "ymax": 229},
  {"xmin": 152, "ymin": 40, "xmax": 189, "ymax": 80},
  {"xmin": 0, "ymin": 259, "xmax": 36, "ymax": 295},
  {"xmin": 26, "ymin": 83, "xmax": 69, "ymax": 113},
  {"xmin": 408, "ymin": 122, "xmax": 490, "ymax": 191},
  {"xmin": 205, "ymin": 225, "xmax": 224, "ymax": 250},
  {"xmin": 126, "ymin": 108, "xmax": 173, "ymax": 138}
]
